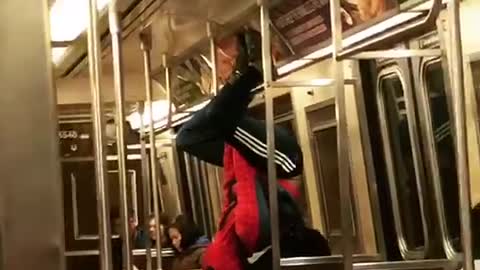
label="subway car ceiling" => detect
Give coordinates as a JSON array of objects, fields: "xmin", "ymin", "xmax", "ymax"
[{"xmin": 52, "ymin": 0, "xmax": 461, "ymax": 107}]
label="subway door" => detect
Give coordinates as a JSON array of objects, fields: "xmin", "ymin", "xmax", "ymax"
[
  {"xmin": 359, "ymin": 53, "xmax": 438, "ymax": 260},
  {"xmin": 305, "ymin": 99, "xmax": 367, "ymax": 256},
  {"xmin": 59, "ymin": 120, "xmax": 146, "ymax": 270},
  {"xmin": 155, "ymin": 138, "xmax": 184, "ymax": 219},
  {"xmin": 409, "ymin": 31, "xmax": 462, "ymax": 258}
]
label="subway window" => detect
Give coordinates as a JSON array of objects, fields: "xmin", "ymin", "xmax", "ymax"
[
  {"xmin": 378, "ymin": 70, "xmax": 426, "ymax": 254},
  {"xmin": 423, "ymin": 60, "xmax": 461, "ymax": 250}
]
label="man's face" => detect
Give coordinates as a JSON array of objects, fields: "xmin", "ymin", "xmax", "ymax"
[
  {"xmin": 112, "ymin": 216, "xmax": 137, "ymax": 237},
  {"xmin": 128, "ymin": 216, "xmax": 137, "ymax": 235},
  {"xmin": 216, "ymin": 35, "xmax": 239, "ymax": 84},
  {"xmin": 148, "ymin": 218, "xmax": 157, "ymax": 240},
  {"xmin": 168, "ymin": 227, "xmax": 182, "ymax": 252}
]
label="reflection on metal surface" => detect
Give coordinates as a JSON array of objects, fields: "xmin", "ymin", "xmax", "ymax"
[{"xmin": 376, "ymin": 67, "xmax": 429, "ymax": 259}]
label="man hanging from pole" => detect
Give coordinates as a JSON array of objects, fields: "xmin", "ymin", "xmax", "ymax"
[{"xmin": 176, "ymin": 28, "xmax": 331, "ymax": 270}]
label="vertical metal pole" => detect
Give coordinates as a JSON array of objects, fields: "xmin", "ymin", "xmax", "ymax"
[
  {"xmin": 330, "ymin": 1, "xmax": 353, "ymax": 270},
  {"xmin": 140, "ymin": 32, "xmax": 163, "ymax": 270},
  {"xmin": 183, "ymin": 153, "xmax": 199, "ymax": 224},
  {"xmin": 259, "ymin": 1, "xmax": 280, "ymax": 270},
  {"xmin": 192, "ymin": 157, "xmax": 209, "ymax": 235},
  {"xmin": 200, "ymin": 162, "xmax": 216, "ymax": 237},
  {"xmin": 207, "ymin": 22, "xmax": 218, "ymax": 95},
  {"xmin": 138, "ymin": 102, "xmax": 153, "ymax": 270},
  {"xmin": 163, "ymin": 54, "xmax": 173, "ymax": 129},
  {"xmin": 448, "ymin": 1, "xmax": 473, "ymax": 270},
  {"xmin": 109, "ymin": 2, "xmax": 133, "ymax": 270},
  {"xmin": 87, "ymin": 0, "xmax": 113, "ymax": 270}
]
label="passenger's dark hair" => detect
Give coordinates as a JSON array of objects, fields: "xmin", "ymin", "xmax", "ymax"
[{"xmin": 168, "ymin": 214, "xmax": 202, "ymax": 251}]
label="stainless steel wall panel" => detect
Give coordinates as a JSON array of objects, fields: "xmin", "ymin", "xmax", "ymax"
[{"xmin": 0, "ymin": 0, "xmax": 65, "ymax": 269}]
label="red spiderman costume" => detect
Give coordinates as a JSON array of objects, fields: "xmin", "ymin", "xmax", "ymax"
[
  {"xmin": 201, "ymin": 143, "xmax": 318, "ymax": 270},
  {"xmin": 202, "ymin": 145, "xmax": 267, "ymax": 270},
  {"xmin": 176, "ymin": 31, "xmax": 330, "ymax": 270}
]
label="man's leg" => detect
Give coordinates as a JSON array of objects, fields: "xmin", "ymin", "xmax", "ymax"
[
  {"xmin": 226, "ymin": 116, "xmax": 304, "ymax": 179},
  {"xmin": 175, "ymin": 106, "xmax": 225, "ymax": 166},
  {"xmin": 177, "ymin": 64, "xmax": 262, "ymax": 164}
]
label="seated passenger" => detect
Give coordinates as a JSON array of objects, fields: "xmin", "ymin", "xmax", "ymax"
[
  {"xmin": 111, "ymin": 208, "xmax": 148, "ymax": 249},
  {"xmin": 148, "ymin": 212, "xmax": 171, "ymax": 248},
  {"xmin": 168, "ymin": 215, "xmax": 210, "ymax": 270}
]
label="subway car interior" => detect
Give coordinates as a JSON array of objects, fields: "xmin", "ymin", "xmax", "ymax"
[{"xmin": 2, "ymin": 0, "xmax": 480, "ymax": 270}]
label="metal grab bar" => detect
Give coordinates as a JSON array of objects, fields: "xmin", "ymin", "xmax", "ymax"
[
  {"xmin": 162, "ymin": 54, "xmax": 173, "ymax": 130},
  {"xmin": 330, "ymin": 1, "xmax": 353, "ymax": 270},
  {"xmin": 132, "ymin": 249, "xmax": 175, "ymax": 257},
  {"xmin": 280, "ymin": 255, "xmax": 382, "ymax": 266},
  {"xmin": 183, "ymin": 153, "xmax": 199, "ymax": 224},
  {"xmin": 87, "ymin": 1, "xmax": 113, "ymax": 270},
  {"xmin": 448, "ymin": 1, "xmax": 474, "ymax": 270},
  {"xmin": 340, "ymin": 0, "xmax": 442, "ymax": 60},
  {"xmin": 435, "ymin": 15, "xmax": 461, "ymax": 260},
  {"xmin": 353, "ymin": 259, "xmax": 461, "ymax": 270},
  {"xmin": 258, "ymin": 1, "xmax": 281, "ymax": 270},
  {"xmin": 109, "ymin": 1, "xmax": 133, "ymax": 269},
  {"xmin": 207, "ymin": 22, "xmax": 218, "ymax": 96},
  {"xmin": 65, "ymin": 249, "xmax": 176, "ymax": 257},
  {"xmin": 350, "ymin": 49, "xmax": 442, "ymax": 59},
  {"xmin": 138, "ymin": 102, "xmax": 153, "ymax": 270},
  {"xmin": 140, "ymin": 31, "xmax": 164, "ymax": 270}
]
